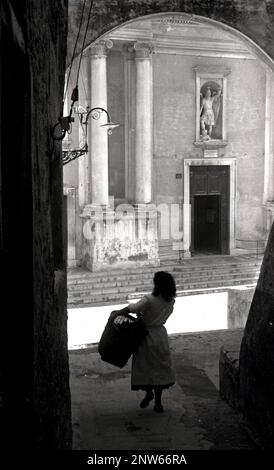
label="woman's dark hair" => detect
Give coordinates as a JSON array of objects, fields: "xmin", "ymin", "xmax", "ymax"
[{"xmin": 152, "ymin": 271, "xmax": 176, "ymax": 302}]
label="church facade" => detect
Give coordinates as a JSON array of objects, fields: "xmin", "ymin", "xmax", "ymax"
[{"xmin": 63, "ymin": 13, "xmax": 274, "ymax": 271}]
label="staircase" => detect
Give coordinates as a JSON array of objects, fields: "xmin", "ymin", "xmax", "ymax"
[{"xmin": 67, "ymin": 254, "xmax": 262, "ymax": 307}]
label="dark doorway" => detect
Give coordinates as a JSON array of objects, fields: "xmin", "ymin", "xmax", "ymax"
[
  {"xmin": 190, "ymin": 165, "xmax": 229, "ymax": 254},
  {"xmin": 194, "ymin": 195, "xmax": 221, "ymax": 253}
]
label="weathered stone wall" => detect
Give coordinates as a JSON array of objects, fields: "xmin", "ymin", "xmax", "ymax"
[
  {"xmin": 0, "ymin": 0, "xmax": 71, "ymax": 449},
  {"xmin": 81, "ymin": 206, "xmax": 160, "ymax": 271},
  {"xmin": 153, "ymin": 53, "xmax": 266, "ymax": 239},
  {"xmin": 219, "ymin": 347, "xmax": 240, "ymax": 410},
  {"xmin": 227, "ymin": 286, "xmax": 255, "ymax": 329}
]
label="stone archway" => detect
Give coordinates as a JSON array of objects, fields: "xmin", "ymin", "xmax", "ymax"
[
  {"xmin": 66, "ymin": 7, "xmax": 274, "ymax": 268},
  {"xmin": 68, "ymin": 1, "xmax": 274, "ymax": 68},
  {"xmin": 66, "ymin": 1, "xmax": 274, "ymax": 448}
]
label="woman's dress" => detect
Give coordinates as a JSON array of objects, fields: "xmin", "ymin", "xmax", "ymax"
[{"xmin": 128, "ymin": 294, "xmax": 175, "ymax": 390}]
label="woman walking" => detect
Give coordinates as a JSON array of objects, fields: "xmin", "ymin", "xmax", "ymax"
[{"xmin": 125, "ymin": 271, "xmax": 176, "ymax": 413}]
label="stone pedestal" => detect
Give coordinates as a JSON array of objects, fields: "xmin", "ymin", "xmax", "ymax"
[
  {"xmin": 64, "ymin": 186, "xmax": 77, "ymax": 267},
  {"xmin": 81, "ymin": 205, "xmax": 160, "ymax": 271}
]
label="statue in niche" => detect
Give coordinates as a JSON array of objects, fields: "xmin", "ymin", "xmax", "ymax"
[{"xmin": 200, "ymin": 81, "xmax": 222, "ymax": 141}]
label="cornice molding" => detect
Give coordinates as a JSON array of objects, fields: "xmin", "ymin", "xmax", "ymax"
[
  {"xmin": 108, "ymin": 30, "xmax": 255, "ymax": 60},
  {"xmin": 156, "ymin": 14, "xmax": 200, "ymax": 26}
]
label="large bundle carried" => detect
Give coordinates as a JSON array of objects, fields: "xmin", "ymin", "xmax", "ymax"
[{"xmin": 98, "ymin": 311, "xmax": 147, "ymax": 368}]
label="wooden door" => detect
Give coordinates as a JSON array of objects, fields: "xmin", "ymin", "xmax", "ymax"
[{"xmin": 190, "ymin": 166, "xmax": 229, "ymax": 254}]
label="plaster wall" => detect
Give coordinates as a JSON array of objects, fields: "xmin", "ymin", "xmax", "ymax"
[{"xmin": 153, "ymin": 54, "xmax": 266, "ymax": 240}]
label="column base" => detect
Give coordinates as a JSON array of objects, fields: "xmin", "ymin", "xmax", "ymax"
[{"xmin": 64, "ymin": 186, "xmax": 77, "ymax": 269}]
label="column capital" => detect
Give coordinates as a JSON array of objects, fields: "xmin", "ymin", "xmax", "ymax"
[
  {"xmin": 89, "ymin": 39, "xmax": 113, "ymax": 58},
  {"xmin": 82, "ymin": 49, "xmax": 91, "ymax": 59},
  {"xmin": 122, "ymin": 43, "xmax": 135, "ymax": 60},
  {"xmin": 133, "ymin": 41, "xmax": 154, "ymax": 60}
]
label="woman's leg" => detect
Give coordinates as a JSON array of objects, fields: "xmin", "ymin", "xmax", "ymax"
[
  {"xmin": 140, "ymin": 387, "xmax": 154, "ymax": 408},
  {"xmin": 153, "ymin": 387, "xmax": 164, "ymax": 412}
]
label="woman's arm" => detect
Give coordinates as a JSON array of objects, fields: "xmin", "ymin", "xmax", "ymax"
[{"xmin": 128, "ymin": 296, "xmax": 149, "ymax": 317}]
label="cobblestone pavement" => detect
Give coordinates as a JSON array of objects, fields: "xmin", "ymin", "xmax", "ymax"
[{"xmin": 69, "ymin": 328, "xmax": 258, "ymax": 451}]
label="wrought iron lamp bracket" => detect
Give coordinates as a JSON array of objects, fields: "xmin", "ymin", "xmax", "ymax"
[
  {"xmin": 62, "ymin": 144, "xmax": 88, "ymax": 166},
  {"xmin": 52, "ymin": 106, "xmax": 118, "ymax": 166}
]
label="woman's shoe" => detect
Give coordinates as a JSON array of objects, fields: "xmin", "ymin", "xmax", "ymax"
[
  {"xmin": 140, "ymin": 391, "xmax": 154, "ymax": 408},
  {"xmin": 153, "ymin": 403, "xmax": 164, "ymax": 413}
]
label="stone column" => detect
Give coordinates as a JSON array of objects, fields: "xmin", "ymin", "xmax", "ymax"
[
  {"xmin": 263, "ymin": 71, "xmax": 274, "ymax": 235},
  {"xmin": 89, "ymin": 40, "xmax": 113, "ymax": 206},
  {"xmin": 183, "ymin": 160, "xmax": 192, "ymax": 258},
  {"xmin": 80, "ymin": 41, "xmax": 160, "ymax": 271},
  {"xmin": 63, "ymin": 186, "xmax": 77, "ymax": 267},
  {"xmin": 134, "ymin": 42, "xmax": 153, "ymax": 204},
  {"xmin": 123, "ymin": 45, "xmax": 136, "ymax": 202},
  {"xmin": 263, "ymin": 71, "xmax": 274, "ymax": 204},
  {"xmin": 78, "ymin": 51, "xmax": 90, "ymax": 207}
]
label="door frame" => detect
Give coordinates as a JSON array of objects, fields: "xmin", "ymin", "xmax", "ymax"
[{"xmin": 183, "ymin": 158, "xmax": 236, "ymax": 257}]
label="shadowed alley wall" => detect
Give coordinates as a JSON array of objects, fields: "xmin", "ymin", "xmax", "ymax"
[{"xmin": 0, "ymin": 0, "xmax": 71, "ymax": 449}]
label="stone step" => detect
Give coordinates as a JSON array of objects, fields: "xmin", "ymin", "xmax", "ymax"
[
  {"xmin": 68, "ymin": 268, "xmax": 261, "ymax": 290},
  {"xmin": 67, "ymin": 255, "xmax": 262, "ymax": 306},
  {"xmin": 67, "ymin": 263, "xmax": 261, "ymax": 285},
  {"xmin": 160, "ymin": 254, "xmax": 182, "ymax": 260},
  {"xmin": 68, "ymin": 274, "xmax": 259, "ymax": 302},
  {"xmin": 68, "ymin": 275, "xmax": 260, "ymax": 296},
  {"xmin": 158, "ymin": 246, "xmax": 181, "ymax": 252},
  {"xmin": 68, "ymin": 277, "xmax": 258, "ymax": 306},
  {"xmin": 69, "ymin": 292, "xmax": 126, "ymax": 306},
  {"xmin": 68, "ymin": 275, "xmax": 259, "ymax": 295},
  {"xmin": 158, "ymin": 248, "xmax": 180, "ymax": 254},
  {"xmin": 67, "ymin": 257, "xmax": 262, "ymax": 280},
  {"xmin": 68, "ymin": 273, "xmax": 259, "ymax": 298},
  {"xmin": 128, "ymin": 282, "xmax": 257, "ymax": 300}
]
